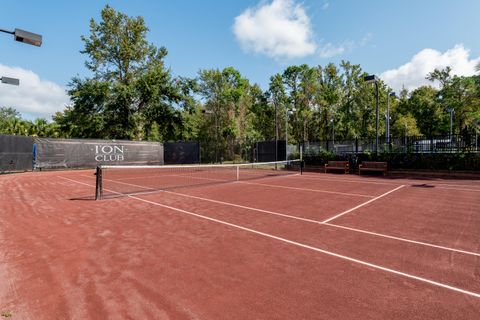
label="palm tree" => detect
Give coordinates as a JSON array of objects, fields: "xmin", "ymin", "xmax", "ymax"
[{"xmin": 31, "ymin": 118, "xmax": 48, "ymax": 137}]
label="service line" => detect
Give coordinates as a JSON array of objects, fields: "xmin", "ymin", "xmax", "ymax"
[{"xmin": 82, "ymin": 173, "xmax": 373, "ymax": 199}]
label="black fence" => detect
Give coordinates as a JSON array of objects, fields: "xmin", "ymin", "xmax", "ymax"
[
  {"xmin": 302, "ymin": 134, "xmax": 479, "ymax": 155},
  {"xmin": 164, "ymin": 141, "xmax": 200, "ymax": 164},
  {"xmin": 254, "ymin": 140, "xmax": 287, "ymax": 162},
  {"xmin": 198, "ymin": 138, "xmax": 255, "ymax": 164},
  {"xmin": 35, "ymin": 138, "xmax": 164, "ymax": 169},
  {"xmin": 0, "ymin": 135, "xmax": 34, "ymax": 172},
  {"xmin": 2, "ymin": 133, "xmax": 477, "ymax": 173}
]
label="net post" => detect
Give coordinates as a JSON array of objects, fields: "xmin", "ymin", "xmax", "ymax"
[
  {"xmin": 95, "ymin": 166, "xmax": 102, "ymax": 200},
  {"xmin": 236, "ymin": 165, "xmax": 240, "ymax": 181}
]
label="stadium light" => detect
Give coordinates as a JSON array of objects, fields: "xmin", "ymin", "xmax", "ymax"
[
  {"xmin": 0, "ymin": 28, "xmax": 42, "ymax": 46},
  {"xmin": 363, "ymin": 75, "xmax": 378, "ymax": 85},
  {"xmin": 364, "ymin": 75, "xmax": 380, "ymax": 154},
  {"xmin": 1, "ymin": 76, "xmax": 20, "ymax": 86}
]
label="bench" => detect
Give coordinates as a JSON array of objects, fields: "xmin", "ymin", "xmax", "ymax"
[
  {"xmin": 324, "ymin": 161, "xmax": 349, "ymax": 174},
  {"xmin": 358, "ymin": 161, "xmax": 388, "ymax": 175}
]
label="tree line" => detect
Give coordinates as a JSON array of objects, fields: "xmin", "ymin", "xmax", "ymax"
[{"xmin": 2, "ymin": 6, "xmax": 480, "ymax": 151}]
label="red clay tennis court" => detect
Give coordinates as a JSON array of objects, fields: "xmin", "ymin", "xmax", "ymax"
[{"xmin": 1, "ymin": 166, "xmax": 479, "ymax": 319}]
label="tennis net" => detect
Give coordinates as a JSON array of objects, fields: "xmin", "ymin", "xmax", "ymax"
[{"xmin": 95, "ymin": 159, "xmax": 303, "ymax": 199}]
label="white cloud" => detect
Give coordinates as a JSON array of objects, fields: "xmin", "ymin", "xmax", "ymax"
[
  {"xmin": 318, "ymin": 43, "xmax": 345, "ymax": 58},
  {"xmin": 380, "ymin": 44, "xmax": 480, "ymax": 93},
  {"xmin": 318, "ymin": 40, "xmax": 355, "ymax": 58},
  {"xmin": 360, "ymin": 32, "xmax": 373, "ymax": 46},
  {"xmin": 0, "ymin": 64, "xmax": 69, "ymax": 120},
  {"xmin": 233, "ymin": 0, "xmax": 317, "ymax": 59}
]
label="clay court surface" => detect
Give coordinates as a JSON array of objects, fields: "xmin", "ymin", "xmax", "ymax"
[{"xmin": 1, "ymin": 169, "xmax": 479, "ymax": 319}]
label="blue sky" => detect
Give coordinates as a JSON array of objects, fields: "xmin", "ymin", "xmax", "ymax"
[{"xmin": 1, "ymin": 0, "xmax": 479, "ymax": 119}]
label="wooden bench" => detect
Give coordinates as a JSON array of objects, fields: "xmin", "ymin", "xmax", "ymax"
[
  {"xmin": 359, "ymin": 161, "xmax": 388, "ymax": 175},
  {"xmin": 324, "ymin": 161, "xmax": 349, "ymax": 174}
]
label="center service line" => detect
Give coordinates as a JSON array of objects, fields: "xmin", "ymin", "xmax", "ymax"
[{"xmin": 321, "ymin": 185, "xmax": 405, "ymax": 223}]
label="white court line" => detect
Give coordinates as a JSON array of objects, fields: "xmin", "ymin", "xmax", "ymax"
[
  {"xmin": 82, "ymin": 173, "xmax": 372, "ymax": 199},
  {"xmin": 297, "ymin": 174, "xmax": 400, "ymax": 186},
  {"xmin": 102, "ymin": 173, "xmax": 480, "ymax": 193},
  {"xmin": 74, "ymin": 174, "xmax": 480, "ymax": 257},
  {"xmin": 58, "ymin": 176, "xmax": 480, "ymax": 299},
  {"xmin": 323, "ymin": 222, "xmax": 480, "ymax": 257},
  {"xmin": 102, "ymin": 175, "xmax": 229, "ymax": 191},
  {"xmin": 300, "ymin": 174, "xmax": 480, "ymax": 191},
  {"xmin": 163, "ymin": 190, "xmax": 480, "ymax": 257},
  {"xmin": 239, "ymin": 181, "xmax": 375, "ymax": 198},
  {"xmin": 163, "ymin": 190, "xmax": 323, "ymax": 224},
  {"xmin": 322, "ymin": 185, "xmax": 406, "ymax": 223}
]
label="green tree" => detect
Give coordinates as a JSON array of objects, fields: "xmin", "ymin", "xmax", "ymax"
[
  {"xmin": 196, "ymin": 67, "xmax": 251, "ymax": 161},
  {"xmin": 428, "ymin": 68, "xmax": 480, "ymax": 135},
  {"xmin": 55, "ymin": 5, "xmax": 184, "ymax": 140},
  {"xmin": 315, "ymin": 63, "xmax": 342, "ymax": 140},
  {"xmin": 267, "ymin": 74, "xmax": 287, "ymax": 141},
  {"xmin": 0, "ymin": 107, "xmax": 21, "ymax": 133},
  {"xmin": 406, "ymin": 86, "xmax": 444, "ymax": 136},
  {"xmin": 249, "ymin": 84, "xmax": 274, "ymax": 141},
  {"xmin": 391, "ymin": 113, "xmax": 420, "ymax": 137},
  {"xmin": 282, "ymin": 65, "xmax": 319, "ymax": 143},
  {"xmin": 338, "ymin": 61, "xmax": 383, "ymax": 139}
]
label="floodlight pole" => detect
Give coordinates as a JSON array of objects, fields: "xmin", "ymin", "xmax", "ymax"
[
  {"xmin": 374, "ymin": 82, "xmax": 379, "ymax": 154},
  {"xmin": 0, "ymin": 29, "xmax": 15, "ymax": 35},
  {"xmin": 285, "ymin": 108, "xmax": 289, "ymax": 160},
  {"xmin": 274, "ymin": 100, "xmax": 278, "ymax": 162},
  {"xmin": 387, "ymin": 92, "xmax": 395, "ymax": 151},
  {"xmin": 0, "ymin": 28, "xmax": 14, "ymax": 35},
  {"xmin": 447, "ymin": 108, "xmax": 454, "ymax": 139},
  {"xmin": 215, "ymin": 114, "xmax": 218, "ymax": 163},
  {"xmin": 330, "ymin": 118, "xmax": 335, "ymax": 145},
  {"xmin": 364, "ymin": 75, "xmax": 380, "ymax": 155}
]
